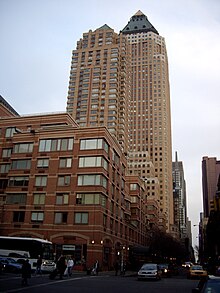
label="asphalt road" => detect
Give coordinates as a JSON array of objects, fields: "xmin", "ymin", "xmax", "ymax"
[{"xmin": 0, "ymin": 271, "xmax": 199, "ymax": 293}]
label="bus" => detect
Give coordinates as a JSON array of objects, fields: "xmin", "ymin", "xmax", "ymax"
[{"xmin": 0, "ymin": 236, "xmax": 56, "ymax": 272}]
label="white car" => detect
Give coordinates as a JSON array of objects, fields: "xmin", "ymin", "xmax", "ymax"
[
  {"xmin": 138, "ymin": 263, "xmax": 161, "ymax": 280},
  {"xmin": 41, "ymin": 260, "xmax": 56, "ymax": 272}
]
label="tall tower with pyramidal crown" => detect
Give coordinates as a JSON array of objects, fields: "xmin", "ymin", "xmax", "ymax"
[{"xmin": 121, "ymin": 11, "xmax": 173, "ymax": 231}]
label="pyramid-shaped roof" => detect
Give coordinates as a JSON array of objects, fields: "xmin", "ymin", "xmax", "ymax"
[
  {"xmin": 97, "ymin": 24, "xmax": 113, "ymax": 31},
  {"xmin": 121, "ymin": 11, "xmax": 159, "ymax": 35}
]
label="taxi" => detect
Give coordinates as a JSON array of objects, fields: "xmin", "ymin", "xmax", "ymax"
[{"xmin": 187, "ymin": 265, "xmax": 207, "ymax": 279}]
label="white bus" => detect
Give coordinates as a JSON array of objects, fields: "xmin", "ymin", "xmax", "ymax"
[{"xmin": 0, "ymin": 236, "xmax": 56, "ymax": 272}]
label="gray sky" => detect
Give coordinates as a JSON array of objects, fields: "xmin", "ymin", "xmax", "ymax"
[{"xmin": 1, "ymin": 0, "xmax": 220, "ymax": 247}]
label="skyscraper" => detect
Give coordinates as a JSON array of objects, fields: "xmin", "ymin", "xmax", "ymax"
[
  {"xmin": 202, "ymin": 156, "xmax": 220, "ymax": 217},
  {"xmin": 121, "ymin": 11, "xmax": 173, "ymax": 231},
  {"xmin": 66, "ymin": 24, "xmax": 130, "ymax": 153},
  {"xmin": 172, "ymin": 151, "xmax": 187, "ymax": 239},
  {"xmin": 66, "ymin": 11, "xmax": 173, "ymax": 232}
]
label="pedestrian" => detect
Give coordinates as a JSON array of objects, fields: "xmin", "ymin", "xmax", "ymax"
[
  {"xmin": 56, "ymin": 255, "xmax": 66, "ymax": 279},
  {"xmin": 67, "ymin": 256, "xmax": 74, "ymax": 276},
  {"xmin": 35, "ymin": 255, "xmax": 42, "ymax": 275},
  {"xmin": 94, "ymin": 260, "xmax": 99, "ymax": 275},
  {"xmin": 21, "ymin": 259, "xmax": 31, "ymax": 286}
]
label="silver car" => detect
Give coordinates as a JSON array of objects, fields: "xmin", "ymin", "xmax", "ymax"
[{"xmin": 138, "ymin": 263, "xmax": 161, "ymax": 280}]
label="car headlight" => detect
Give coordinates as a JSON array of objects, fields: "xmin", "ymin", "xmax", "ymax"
[{"xmin": 164, "ymin": 269, "xmax": 167, "ymax": 273}]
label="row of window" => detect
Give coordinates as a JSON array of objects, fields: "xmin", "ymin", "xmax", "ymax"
[
  {"xmin": 0, "ymin": 156, "xmax": 109, "ymax": 172},
  {"xmin": 6, "ymin": 193, "xmax": 107, "ymax": 206},
  {"xmin": 13, "ymin": 211, "xmax": 89, "ymax": 224},
  {"xmin": 7, "ymin": 174, "xmax": 108, "ymax": 188},
  {"xmin": 3, "ymin": 136, "xmax": 109, "ymax": 154}
]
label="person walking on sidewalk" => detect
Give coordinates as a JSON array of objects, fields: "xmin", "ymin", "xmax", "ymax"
[
  {"xmin": 21, "ymin": 259, "xmax": 31, "ymax": 286},
  {"xmin": 56, "ymin": 255, "xmax": 66, "ymax": 279},
  {"xmin": 67, "ymin": 256, "xmax": 74, "ymax": 276},
  {"xmin": 35, "ymin": 255, "xmax": 42, "ymax": 275}
]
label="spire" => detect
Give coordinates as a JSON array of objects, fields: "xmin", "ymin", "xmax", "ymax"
[
  {"xmin": 135, "ymin": 10, "xmax": 144, "ymax": 16},
  {"xmin": 175, "ymin": 151, "xmax": 178, "ymax": 162},
  {"xmin": 121, "ymin": 11, "xmax": 159, "ymax": 35}
]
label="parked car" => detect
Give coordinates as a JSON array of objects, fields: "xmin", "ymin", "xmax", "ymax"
[
  {"xmin": 137, "ymin": 263, "xmax": 161, "ymax": 281},
  {"xmin": 187, "ymin": 265, "xmax": 208, "ymax": 279},
  {"xmin": 192, "ymin": 275, "xmax": 220, "ymax": 292},
  {"xmin": 158, "ymin": 263, "xmax": 172, "ymax": 277},
  {"xmin": 0, "ymin": 257, "xmax": 22, "ymax": 273}
]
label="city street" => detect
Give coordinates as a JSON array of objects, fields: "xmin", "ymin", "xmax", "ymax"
[{"xmin": 0, "ymin": 272, "xmax": 199, "ymax": 293}]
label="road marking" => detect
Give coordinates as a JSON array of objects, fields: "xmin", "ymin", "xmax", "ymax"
[{"xmin": 4, "ymin": 276, "xmax": 107, "ymax": 292}]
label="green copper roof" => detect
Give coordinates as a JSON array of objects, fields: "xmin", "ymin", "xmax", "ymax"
[
  {"xmin": 121, "ymin": 10, "xmax": 159, "ymax": 35},
  {"xmin": 97, "ymin": 24, "xmax": 113, "ymax": 30}
]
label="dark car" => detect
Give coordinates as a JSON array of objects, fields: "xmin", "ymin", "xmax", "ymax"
[
  {"xmin": 192, "ymin": 275, "xmax": 220, "ymax": 292},
  {"xmin": 158, "ymin": 264, "xmax": 172, "ymax": 277},
  {"xmin": 0, "ymin": 257, "xmax": 22, "ymax": 273}
]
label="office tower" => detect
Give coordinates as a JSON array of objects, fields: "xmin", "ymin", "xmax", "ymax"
[
  {"xmin": 172, "ymin": 151, "xmax": 187, "ymax": 239},
  {"xmin": 121, "ymin": 11, "xmax": 173, "ymax": 231},
  {"xmin": 67, "ymin": 11, "xmax": 173, "ymax": 231},
  {"xmin": 202, "ymin": 156, "xmax": 220, "ymax": 217},
  {"xmin": 66, "ymin": 25, "xmax": 130, "ymax": 153}
]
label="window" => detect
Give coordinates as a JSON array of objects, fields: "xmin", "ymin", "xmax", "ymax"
[
  {"xmin": 39, "ymin": 138, "xmax": 74, "ymax": 152},
  {"xmin": 9, "ymin": 176, "xmax": 29, "ymax": 187},
  {"xmin": 80, "ymin": 138, "xmax": 109, "ymax": 153},
  {"xmin": 112, "ymin": 151, "xmax": 120, "ymax": 165},
  {"xmin": 0, "ymin": 164, "xmax": 10, "ymax": 173},
  {"xmin": 130, "ymin": 183, "xmax": 138, "ymax": 190},
  {"xmin": 2, "ymin": 148, "xmax": 12, "ymax": 158},
  {"xmin": 13, "ymin": 211, "xmax": 25, "ymax": 222},
  {"xmin": 11, "ymin": 159, "xmax": 31, "ymax": 170},
  {"xmin": 57, "ymin": 175, "xmax": 71, "ymax": 186},
  {"xmin": 59, "ymin": 158, "xmax": 72, "ymax": 168},
  {"xmin": 31, "ymin": 212, "xmax": 44, "ymax": 222},
  {"xmin": 77, "ymin": 174, "xmax": 107, "ymax": 188},
  {"xmin": 74, "ymin": 212, "xmax": 88, "ymax": 224},
  {"xmin": 37, "ymin": 158, "xmax": 49, "ymax": 168},
  {"xmin": 5, "ymin": 127, "xmax": 17, "ymax": 138},
  {"xmin": 14, "ymin": 143, "xmax": 33, "ymax": 153},
  {"xmin": 76, "ymin": 193, "xmax": 102, "ymax": 205},
  {"xmin": 56, "ymin": 193, "xmax": 69, "ymax": 205},
  {"xmin": 131, "ymin": 196, "xmax": 138, "ymax": 203},
  {"xmin": 6, "ymin": 193, "xmax": 27, "ymax": 204},
  {"xmin": 33, "ymin": 193, "xmax": 45, "ymax": 205},
  {"xmin": 79, "ymin": 156, "xmax": 108, "ymax": 170},
  {"xmin": 54, "ymin": 212, "xmax": 68, "ymax": 224},
  {"xmin": 35, "ymin": 176, "xmax": 47, "ymax": 187}
]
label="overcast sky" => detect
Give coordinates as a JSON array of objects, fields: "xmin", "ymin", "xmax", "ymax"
[{"xmin": 1, "ymin": 0, "xmax": 220, "ymax": 247}]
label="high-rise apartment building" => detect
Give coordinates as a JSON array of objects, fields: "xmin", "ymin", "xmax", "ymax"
[
  {"xmin": 67, "ymin": 25, "xmax": 130, "ymax": 153},
  {"xmin": 202, "ymin": 156, "xmax": 220, "ymax": 217},
  {"xmin": 67, "ymin": 11, "xmax": 173, "ymax": 231}
]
